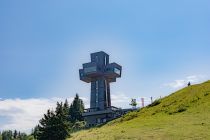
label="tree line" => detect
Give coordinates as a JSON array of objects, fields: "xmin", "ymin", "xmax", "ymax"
[
  {"xmin": 1, "ymin": 94, "xmax": 85, "ymax": 140},
  {"xmin": 0, "ymin": 130, "xmax": 33, "ymax": 140}
]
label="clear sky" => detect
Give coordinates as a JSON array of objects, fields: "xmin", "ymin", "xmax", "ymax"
[{"xmin": 0, "ymin": 0, "xmax": 210, "ymax": 132}]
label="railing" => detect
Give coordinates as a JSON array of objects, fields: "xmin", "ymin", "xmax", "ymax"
[
  {"xmin": 83, "ymin": 106, "xmax": 121, "ymax": 113},
  {"xmin": 84, "ymin": 107, "xmax": 100, "ymax": 113}
]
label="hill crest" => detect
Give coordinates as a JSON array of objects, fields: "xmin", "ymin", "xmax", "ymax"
[{"xmin": 69, "ymin": 80, "xmax": 210, "ymax": 140}]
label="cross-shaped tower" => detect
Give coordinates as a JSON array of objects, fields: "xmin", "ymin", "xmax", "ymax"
[{"xmin": 79, "ymin": 51, "xmax": 122, "ymax": 126}]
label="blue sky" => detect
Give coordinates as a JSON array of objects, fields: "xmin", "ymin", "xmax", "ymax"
[{"xmin": 0, "ymin": 0, "xmax": 210, "ymax": 132}]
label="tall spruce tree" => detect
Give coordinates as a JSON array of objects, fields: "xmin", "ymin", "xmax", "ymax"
[
  {"xmin": 35, "ymin": 101, "xmax": 71, "ymax": 140},
  {"xmin": 34, "ymin": 95, "xmax": 85, "ymax": 139},
  {"xmin": 69, "ymin": 94, "xmax": 85, "ymax": 123},
  {"xmin": 13, "ymin": 130, "xmax": 18, "ymax": 139}
]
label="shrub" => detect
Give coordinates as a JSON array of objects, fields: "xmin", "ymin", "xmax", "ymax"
[
  {"xmin": 204, "ymin": 92, "xmax": 209, "ymax": 96},
  {"xmin": 120, "ymin": 111, "xmax": 138, "ymax": 122},
  {"xmin": 177, "ymin": 105, "xmax": 187, "ymax": 113},
  {"xmin": 168, "ymin": 104, "xmax": 187, "ymax": 115},
  {"xmin": 72, "ymin": 121, "xmax": 86, "ymax": 131},
  {"xmin": 148, "ymin": 100, "xmax": 161, "ymax": 107}
]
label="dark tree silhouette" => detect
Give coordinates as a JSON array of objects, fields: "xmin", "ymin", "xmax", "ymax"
[
  {"xmin": 34, "ymin": 102, "xmax": 71, "ymax": 140},
  {"xmin": 69, "ymin": 94, "xmax": 85, "ymax": 123}
]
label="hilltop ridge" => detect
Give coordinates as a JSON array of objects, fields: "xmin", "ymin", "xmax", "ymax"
[{"xmin": 69, "ymin": 81, "xmax": 210, "ymax": 140}]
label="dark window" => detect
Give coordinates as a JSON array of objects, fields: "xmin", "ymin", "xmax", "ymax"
[{"xmin": 95, "ymin": 55, "xmax": 98, "ymax": 62}]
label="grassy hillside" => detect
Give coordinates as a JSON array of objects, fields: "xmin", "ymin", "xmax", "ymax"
[{"xmin": 68, "ymin": 81, "xmax": 210, "ymax": 140}]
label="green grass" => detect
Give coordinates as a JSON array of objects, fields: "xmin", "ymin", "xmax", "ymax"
[{"xmin": 68, "ymin": 81, "xmax": 210, "ymax": 140}]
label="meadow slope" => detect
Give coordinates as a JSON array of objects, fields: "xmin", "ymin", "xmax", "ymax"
[{"xmin": 69, "ymin": 81, "xmax": 210, "ymax": 140}]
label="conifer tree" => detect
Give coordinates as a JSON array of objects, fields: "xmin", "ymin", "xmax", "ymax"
[
  {"xmin": 35, "ymin": 102, "xmax": 71, "ymax": 140},
  {"xmin": 13, "ymin": 130, "xmax": 18, "ymax": 139},
  {"xmin": 69, "ymin": 94, "xmax": 85, "ymax": 123},
  {"xmin": 34, "ymin": 95, "xmax": 85, "ymax": 139}
]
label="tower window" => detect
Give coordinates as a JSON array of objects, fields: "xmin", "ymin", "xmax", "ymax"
[
  {"xmin": 95, "ymin": 55, "xmax": 98, "ymax": 62},
  {"xmin": 84, "ymin": 66, "xmax": 97, "ymax": 73},
  {"xmin": 104, "ymin": 56, "xmax": 106, "ymax": 65},
  {"xmin": 114, "ymin": 68, "xmax": 121, "ymax": 75}
]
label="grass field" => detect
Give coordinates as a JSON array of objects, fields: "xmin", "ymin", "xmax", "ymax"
[{"xmin": 68, "ymin": 81, "xmax": 210, "ymax": 140}]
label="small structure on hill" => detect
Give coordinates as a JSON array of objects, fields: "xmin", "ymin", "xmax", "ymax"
[{"xmin": 79, "ymin": 51, "xmax": 125, "ymax": 126}]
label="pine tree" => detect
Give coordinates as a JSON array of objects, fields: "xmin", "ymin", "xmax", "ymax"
[
  {"xmin": 63, "ymin": 99, "xmax": 70, "ymax": 116},
  {"xmin": 54, "ymin": 102, "xmax": 71, "ymax": 139},
  {"xmin": 35, "ymin": 102, "xmax": 71, "ymax": 140},
  {"xmin": 69, "ymin": 94, "xmax": 85, "ymax": 123},
  {"xmin": 13, "ymin": 130, "xmax": 18, "ymax": 139},
  {"xmin": 32, "ymin": 125, "xmax": 40, "ymax": 140},
  {"xmin": 34, "ymin": 95, "xmax": 85, "ymax": 139}
]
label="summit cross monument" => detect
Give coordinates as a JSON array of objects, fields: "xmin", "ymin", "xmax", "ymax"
[{"xmin": 79, "ymin": 51, "xmax": 122, "ymax": 126}]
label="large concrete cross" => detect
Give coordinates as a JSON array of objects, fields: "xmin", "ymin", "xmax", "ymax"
[{"xmin": 79, "ymin": 51, "xmax": 122, "ymax": 111}]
